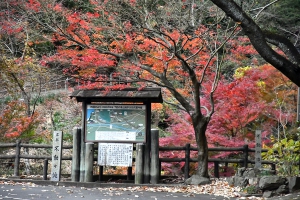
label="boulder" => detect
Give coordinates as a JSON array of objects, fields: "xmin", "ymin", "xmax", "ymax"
[
  {"xmin": 184, "ymin": 175, "xmax": 211, "ymax": 185},
  {"xmin": 243, "ymin": 168, "xmax": 256, "ymax": 177},
  {"xmin": 287, "ymin": 177, "xmax": 300, "ymax": 193},
  {"xmin": 248, "ymin": 177, "xmax": 259, "ymax": 185},
  {"xmin": 259, "ymin": 176, "xmax": 287, "ymax": 191},
  {"xmin": 236, "ymin": 167, "xmax": 246, "ymax": 177},
  {"xmin": 275, "ymin": 185, "xmax": 289, "ymax": 194},
  {"xmin": 263, "ymin": 190, "xmax": 275, "ymax": 198},
  {"xmin": 234, "ymin": 177, "xmax": 248, "ymax": 188}
]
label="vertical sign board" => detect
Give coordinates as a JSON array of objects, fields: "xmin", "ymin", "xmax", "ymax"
[
  {"xmin": 98, "ymin": 143, "xmax": 133, "ymax": 167},
  {"xmin": 255, "ymin": 130, "xmax": 262, "ymax": 169},
  {"xmin": 51, "ymin": 131, "xmax": 63, "ymax": 181}
]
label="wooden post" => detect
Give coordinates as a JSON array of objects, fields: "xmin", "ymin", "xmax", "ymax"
[
  {"xmin": 99, "ymin": 166, "xmax": 103, "ymax": 182},
  {"xmin": 127, "ymin": 167, "xmax": 132, "ymax": 180},
  {"xmin": 135, "ymin": 143, "xmax": 144, "ymax": 184},
  {"xmin": 214, "ymin": 161, "xmax": 219, "ymax": 178},
  {"xmin": 84, "ymin": 142, "xmax": 94, "ymax": 182},
  {"xmin": 43, "ymin": 159, "xmax": 48, "ymax": 180},
  {"xmin": 71, "ymin": 127, "xmax": 81, "ymax": 182},
  {"xmin": 150, "ymin": 129, "xmax": 159, "ymax": 184},
  {"xmin": 13, "ymin": 140, "xmax": 21, "ymax": 177},
  {"xmin": 80, "ymin": 101, "xmax": 87, "ymax": 182},
  {"xmin": 143, "ymin": 101, "xmax": 151, "ymax": 183},
  {"xmin": 297, "ymin": 87, "xmax": 300, "ymax": 122},
  {"xmin": 243, "ymin": 145, "xmax": 249, "ymax": 168},
  {"xmin": 184, "ymin": 143, "xmax": 190, "ymax": 180},
  {"xmin": 159, "ymin": 160, "xmax": 162, "ymax": 179}
]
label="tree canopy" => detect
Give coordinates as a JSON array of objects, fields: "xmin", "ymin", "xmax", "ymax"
[{"xmin": 0, "ymin": 0, "xmax": 299, "ymax": 183}]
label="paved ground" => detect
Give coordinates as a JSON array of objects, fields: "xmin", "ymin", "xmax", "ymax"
[
  {"xmin": 0, "ymin": 183, "xmax": 228, "ymax": 200},
  {"xmin": 1, "ymin": 179, "xmax": 300, "ymax": 200}
]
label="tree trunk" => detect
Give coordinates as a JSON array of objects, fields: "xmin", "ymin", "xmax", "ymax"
[
  {"xmin": 195, "ymin": 117, "xmax": 209, "ymax": 178},
  {"xmin": 185, "ymin": 115, "xmax": 211, "ymax": 185}
]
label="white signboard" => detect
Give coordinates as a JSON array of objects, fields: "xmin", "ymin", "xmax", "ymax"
[
  {"xmin": 255, "ymin": 130, "xmax": 262, "ymax": 169},
  {"xmin": 51, "ymin": 131, "xmax": 63, "ymax": 181},
  {"xmin": 98, "ymin": 143, "xmax": 133, "ymax": 167}
]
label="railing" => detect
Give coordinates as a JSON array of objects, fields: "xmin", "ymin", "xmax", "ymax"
[
  {"xmin": 0, "ymin": 78, "xmax": 77, "ymax": 99},
  {"xmin": 0, "ymin": 141, "xmax": 279, "ymax": 181},
  {"xmin": 0, "ymin": 141, "xmax": 72, "ymax": 179},
  {"xmin": 159, "ymin": 144, "xmax": 276, "ymax": 179}
]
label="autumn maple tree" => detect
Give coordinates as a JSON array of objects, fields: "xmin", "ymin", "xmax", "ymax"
[{"xmin": 1, "ymin": 0, "xmax": 299, "ymax": 184}]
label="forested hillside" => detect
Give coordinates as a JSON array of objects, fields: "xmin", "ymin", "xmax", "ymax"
[{"xmin": 0, "ymin": 0, "xmax": 299, "ymax": 180}]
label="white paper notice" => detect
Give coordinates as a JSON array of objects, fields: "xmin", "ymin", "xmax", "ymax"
[{"xmin": 98, "ymin": 143, "xmax": 133, "ymax": 167}]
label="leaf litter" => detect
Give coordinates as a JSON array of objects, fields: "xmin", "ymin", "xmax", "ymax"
[{"xmin": 0, "ymin": 179, "xmax": 265, "ymax": 199}]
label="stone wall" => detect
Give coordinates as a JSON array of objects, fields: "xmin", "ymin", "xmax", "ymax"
[{"xmin": 226, "ymin": 168, "xmax": 300, "ymax": 198}]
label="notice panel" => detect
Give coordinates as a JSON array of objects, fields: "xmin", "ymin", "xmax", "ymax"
[
  {"xmin": 98, "ymin": 143, "xmax": 133, "ymax": 167},
  {"xmin": 86, "ymin": 104, "xmax": 146, "ymax": 143}
]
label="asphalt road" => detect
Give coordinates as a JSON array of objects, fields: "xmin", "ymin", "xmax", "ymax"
[{"xmin": 0, "ymin": 183, "xmax": 230, "ymax": 200}]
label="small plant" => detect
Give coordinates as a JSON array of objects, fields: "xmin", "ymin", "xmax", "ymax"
[
  {"xmin": 243, "ymin": 185, "xmax": 260, "ymax": 194},
  {"xmin": 263, "ymin": 137, "xmax": 300, "ymax": 176}
]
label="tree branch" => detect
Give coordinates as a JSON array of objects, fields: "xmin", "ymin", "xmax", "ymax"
[{"xmin": 210, "ymin": 0, "xmax": 300, "ymax": 87}]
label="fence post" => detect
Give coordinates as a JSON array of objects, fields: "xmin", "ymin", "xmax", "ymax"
[
  {"xmin": 214, "ymin": 161, "xmax": 220, "ymax": 178},
  {"xmin": 243, "ymin": 145, "xmax": 249, "ymax": 168},
  {"xmin": 84, "ymin": 143, "xmax": 94, "ymax": 182},
  {"xmin": 150, "ymin": 129, "xmax": 159, "ymax": 184},
  {"xmin": 135, "ymin": 143, "xmax": 144, "ymax": 184},
  {"xmin": 99, "ymin": 166, "xmax": 103, "ymax": 182},
  {"xmin": 13, "ymin": 140, "xmax": 21, "ymax": 177},
  {"xmin": 71, "ymin": 127, "xmax": 81, "ymax": 182},
  {"xmin": 43, "ymin": 159, "xmax": 48, "ymax": 180},
  {"xmin": 184, "ymin": 143, "xmax": 190, "ymax": 180},
  {"xmin": 127, "ymin": 167, "xmax": 132, "ymax": 180}
]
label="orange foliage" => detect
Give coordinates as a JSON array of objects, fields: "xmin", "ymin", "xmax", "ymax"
[{"xmin": 0, "ymin": 101, "xmax": 39, "ymax": 140}]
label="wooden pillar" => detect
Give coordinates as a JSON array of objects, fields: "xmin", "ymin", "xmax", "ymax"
[
  {"xmin": 143, "ymin": 101, "xmax": 151, "ymax": 183},
  {"xmin": 184, "ymin": 143, "xmax": 190, "ymax": 180},
  {"xmin": 214, "ymin": 161, "xmax": 219, "ymax": 178},
  {"xmin": 43, "ymin": 159, "xmax": 48, "ymax": 180},
  {"xmin": 150, "ymin": 129, "xmax": 159, "ymax": 184},
  {"xmin": 127, "ymin": 167, "xmax": 133, "ymax": 180},
  {"xmin": 135, "ymin": 143, "xmax": 144, "ymax": 184},
  {"xmin": 243, "ymin": 144, "xmax": 249, "ymax": 168},
  {"xmin": 99, "ymin": 166, "xmax": 104, "ymax": 182},
  {"xmin": 80, "ymin": 101, "xmax": 87, "ymax": 182},
  {"xmin": 71, "ymin": 127, "xmax": 81, "ymax": 182},
  {"xmin": 84, "ymin": 142, "xmax": 94, "ymax": 182},
  {"xmin": 13, "ymin": 140, "xmax": 21, "ymax": 177}
]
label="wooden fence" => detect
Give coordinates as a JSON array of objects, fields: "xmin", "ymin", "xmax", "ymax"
[
  {"xmin": 0, "ymin": 141, "xmax": 72, "ymax": 179},
  {"xmin": 159, "ymin": 144, "xmax": 276, "ymax": 179},
  {"xmin": 0, "ymin": 141, "xmax": 277, "ymax": 180}
]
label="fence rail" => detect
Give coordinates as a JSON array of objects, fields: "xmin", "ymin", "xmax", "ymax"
[
  {"xmin": 0, "ymin": 141, "xmax": 280, "ymax": 181},
  {"xmin": 158, "ymin": 144, "xmax": 277, "ymax": 179}
]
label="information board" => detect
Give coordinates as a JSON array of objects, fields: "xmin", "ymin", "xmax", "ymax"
[
  {"xmin": 98, "ymin": 143, "xmax": 133, "ymax": 167},
  {"xmin": 86, "ymin": 104, "xmax": 146, "ymax": 142}
]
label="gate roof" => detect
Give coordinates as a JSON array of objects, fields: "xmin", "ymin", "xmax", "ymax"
[{"xmin": 70, "ymin": 88, "xmax": 163, "ymax": 103}]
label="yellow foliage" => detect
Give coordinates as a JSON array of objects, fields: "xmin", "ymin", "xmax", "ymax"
[
  {"xmin": 256, "ymin": 80, "xmax": 266, "ymax": 89},
  {"xmin": 233, "ymin": 66, "xmax": 252, "ymax": 79}
]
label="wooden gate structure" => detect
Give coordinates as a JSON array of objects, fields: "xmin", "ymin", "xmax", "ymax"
[{"xmin": 70, "ymin": 88, "xmax": 163, "ymax": 183}]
